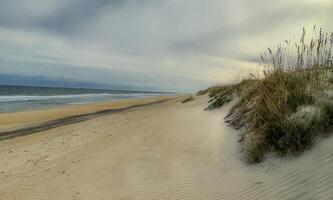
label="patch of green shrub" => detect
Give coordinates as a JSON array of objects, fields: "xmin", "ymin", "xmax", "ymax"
[
  {"xmin": 205, "ymin": 79, "xmax": 254, "ymax": 110},
  {"xmin": 182, "ymin": 96, "xmax": 195, "ymax": 103},
  {"xmin": 206, "ymin": 86, "xmax": 234, "ymax": 110}
]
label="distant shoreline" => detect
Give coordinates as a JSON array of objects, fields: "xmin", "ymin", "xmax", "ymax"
[
  {"xmin": 0, "ymin": 97, "xmax": 174, "ymax": 140},
  {"xmin": 0, "ymin": 84, "xmax": 175, "ymax": 95},
  {"xmin": 0, "ymin": 84, "xmax": 176, "ymax": 113},
  {"xmin": 0, "ymin": 96, "xmax": 177, "ymax": 135}
]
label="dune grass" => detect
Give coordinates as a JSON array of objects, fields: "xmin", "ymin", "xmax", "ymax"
[
  {"xmin": 182, "ymin": 96, "xmax": 195, "ymax": 103},
  {"xmin": 204, "ymin": 27, "xmax": 333, "ymax": 162},
  {"xmin": 203, "ymin": 79, "xmax": 254, "ymax": 110}
]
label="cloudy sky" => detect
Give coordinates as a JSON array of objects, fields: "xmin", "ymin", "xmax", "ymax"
[{"xmin": 0, "ymin": 0, "xmax": 332, "ymax": 92}]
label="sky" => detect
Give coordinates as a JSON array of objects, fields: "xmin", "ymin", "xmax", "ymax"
[{"xmin": 0, "ymin": 0, "xmax": 332, "ymax": 92}]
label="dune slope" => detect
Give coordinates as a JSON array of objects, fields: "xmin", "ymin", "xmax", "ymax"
[{"xmin": 0, "ymin": 96, "xmax": 333, "ymax": 200}]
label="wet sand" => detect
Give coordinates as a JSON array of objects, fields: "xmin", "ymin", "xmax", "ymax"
[
  {"xmin": 1, "ymin": 95, "xmax": 333, "ymax": 199},
  {"xmin": 0, "ymin": 96, "xmax": 172, "ymax": 132},
  {"xmin": 0, "ymin": 98, "xmax": 171, "ymax": 140}
]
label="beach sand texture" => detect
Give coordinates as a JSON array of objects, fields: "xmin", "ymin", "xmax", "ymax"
[
  {"xmin": 0, "ymin": 95, "xmax": 333, "ymax": 200},
  {"xmin": 0, "ymin": 96, "xmax": 170, "ymax": 132}
]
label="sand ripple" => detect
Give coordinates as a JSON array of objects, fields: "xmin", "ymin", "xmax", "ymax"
[{"xmin": 0, "ymin": 96, "xmax": 333, "ymax": 199}]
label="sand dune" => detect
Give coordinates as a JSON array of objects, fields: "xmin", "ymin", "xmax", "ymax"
[{"xmin": 0, "ymin": 95, "xmax": 333, "ymax": 199}]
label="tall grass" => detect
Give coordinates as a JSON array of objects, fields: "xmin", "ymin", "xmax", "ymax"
[
  {"xmin": 205, "ymin": 27, "xmax": 333, "ymax": 163},
  {"xmin": 262, "ymin": 27, "xmax": 333, "ymax": 71},
  {"xmin": 204, "ymin": 79, "xmax": 254, "ymax": 110}
]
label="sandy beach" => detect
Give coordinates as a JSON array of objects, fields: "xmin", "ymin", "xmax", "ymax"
[
  {"xmin": 0, "ymin": 96, "xmax": 172, "ymax": 132},
  {"xmin": 1, "ymin": 95, "xmax": 333, "ymax": 200}
]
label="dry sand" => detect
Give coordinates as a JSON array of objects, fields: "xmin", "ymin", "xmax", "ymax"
[{"xmin": 0, "ymin": 95, "xmax": 333, "ymax": 199}]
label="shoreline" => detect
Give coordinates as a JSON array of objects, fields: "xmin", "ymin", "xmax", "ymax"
[{"xmin": 0, "ymin": 96, "xmax": 177, "ymax": 138}]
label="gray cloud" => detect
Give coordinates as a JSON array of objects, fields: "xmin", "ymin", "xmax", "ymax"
[
  {"xmin": 36, "ymin": 0, "xmax": 129, "ymax": 35},
  {"xmin": 0, "ymin": 0, "xmax": 127, "ymax": 34},
  {"xmin": 0, "ymin": 0, "xmax": 332, "ymax": 92}
]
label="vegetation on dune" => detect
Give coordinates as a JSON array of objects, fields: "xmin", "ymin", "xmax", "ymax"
[
  {"xmin": 203, "ymin": 27, "xmax": 333, "ymax": 163},
  {"xmin": 182, "ymin": 96, "xmax": 195, "ymax": 103},
  {"xmin": 204, "ymin": 79, "xmax": 254, "ymax": 110}
]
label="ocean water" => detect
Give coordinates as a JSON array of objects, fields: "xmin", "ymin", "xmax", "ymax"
[{"xmin": 0, "ymin": 85, "xmax": 169, "ymax": 113}]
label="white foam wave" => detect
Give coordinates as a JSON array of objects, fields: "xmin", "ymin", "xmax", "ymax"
[{"xmin": 0, "ymin": 93, "xmax": 159, "ymax": 102}]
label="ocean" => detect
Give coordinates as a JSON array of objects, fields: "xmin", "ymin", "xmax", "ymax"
[{"xmin": 0, "ymin": 85, "xmax": 170, "ymax": 113}]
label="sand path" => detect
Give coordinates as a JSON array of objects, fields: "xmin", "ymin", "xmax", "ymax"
[{"xmin": 0, "ymin": 96, "xmax": 333, "ymax": 199}]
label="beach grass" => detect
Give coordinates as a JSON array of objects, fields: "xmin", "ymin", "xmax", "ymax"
[
  {"xmin": 182, "ymin": 96, "xmax": 195, "ymax": 103},
  {"xmin": 204, "ymin": 27, "xmax": 333, "ymax": 162}
]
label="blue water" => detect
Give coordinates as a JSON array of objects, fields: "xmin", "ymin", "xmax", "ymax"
[{"xmin": 0, "ymin": 85, "xmax": 169, "ymax": 113}]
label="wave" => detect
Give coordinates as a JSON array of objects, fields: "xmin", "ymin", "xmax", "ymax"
[{"xmin": 0, "ymin": 93, "xmax": 159, "ymax": 102}]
